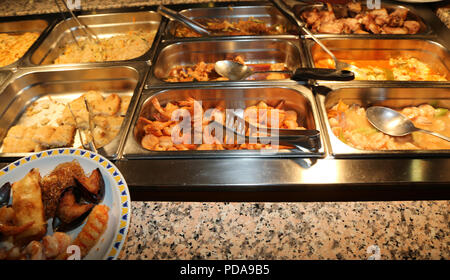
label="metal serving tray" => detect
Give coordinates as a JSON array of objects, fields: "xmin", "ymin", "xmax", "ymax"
[
  {"xmin": 0, "ymin": 71, "xmax": 12, "ymax": 91},
  {"xmin": 316, "ymin": 85, "xmax": 450, "ymax": 158},
  {"xmin": 0, "ymin": 17, "xmax": 52, "ymax": 69},
  {"xmin": 293, "ymin": 0, "xmax": 430, "ymax": 36},
  {"xmin": 0, "ymin": 63, "xmax": 148, "ymax": 160},
  {"xmin": 147, "ymin": 38, "xmax": 304, "ymax": 87},
  {"xmin": 163, "ymin": 5, "xmax": 298, "ymax": 40},
  {"xmin": 305, "ymin": 38, "xmax": 450, "ymax": 86},
  {"xmin": 27, "ymin": 11, "xmax": 163, "ymax": 66},
  {"xmin": 122, "ymin": 85, "xmax": 324, "ymax": 159}
]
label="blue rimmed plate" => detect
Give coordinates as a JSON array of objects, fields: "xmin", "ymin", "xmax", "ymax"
[{"xmin": 0, "ymin": 148, "xmax": 131, "ymax": 260}]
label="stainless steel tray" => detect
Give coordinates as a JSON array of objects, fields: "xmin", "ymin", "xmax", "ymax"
[
  {"xmin": 163, "ymin": 5, "xmax": 298, "ymax": 40},
  {"xmin": 316, "ymin": 85, "xmax": 450, "ymax": 158},
  {"xmin": 293, "ymin": 0, "xmax": 431, "ymax": 36},
  {"xmin": 26, "ymin": 11, "xmax": 163, "ymax": 66},
  {"xmin": 0, "ymin": 71, "xmax": 12, "ymax": 91},
  {"xmin": 122, "ymin": 85, "xmax": 325, "ymax": 158},
  {"xmin": 0, "ymin": 62, "xmax": 148, "ymax": 160},
  {"xmin": 146, "ymin": 38, "xmax": 305, "ymax": 87},
  {"xmin": 0, "ymin": 16, "xmax": 54, "ymax": 69},
  {"xmin": 304, "ymin": 38, "xmax": 450, "ymax": 86}
]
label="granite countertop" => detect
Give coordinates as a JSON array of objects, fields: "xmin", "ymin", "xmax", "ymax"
[{"xmin": 1, "ymin": 0, "xmax": 449, "ymax": 260}]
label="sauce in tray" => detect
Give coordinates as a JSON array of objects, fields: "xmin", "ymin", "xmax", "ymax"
[{"xmin": 315, "ymin": 56, "xmax": 448, "ymax": 81}]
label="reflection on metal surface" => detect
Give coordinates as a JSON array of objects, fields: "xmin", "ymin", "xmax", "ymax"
[
  {"xmin": 317, "ymin": 86, "xmax": 450, "ymax": 157},
  {"xmin": 0, "ymin": 64, "xmax": 147, "ymax": 159},
  {"xmin": 123, "ymin": 85, "xmax": 325, "ymax": 158},
  {"xmin": 30, "ymin": 11, "xmax": 161, "ymax": 65}
]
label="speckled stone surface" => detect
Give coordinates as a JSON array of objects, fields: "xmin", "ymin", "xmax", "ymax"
[
  {"xmin": 0, "ymin": 0, "xmax": 247, "ymax": 17},
  {"xmin": 119, "ymin": 201, "xmax": 449, "ymax": 260}
]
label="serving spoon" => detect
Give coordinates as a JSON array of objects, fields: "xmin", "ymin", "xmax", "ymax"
[
  {"xmin": 214, "ymin": 60, "xmax": 354, "ymax": 81},
  {"xmin": 269, "ymin": 0, "xmax": 356, "ymax": 71},
  {"xmin": 366, "ymin": 106, "xmax": 450, "ymax": 142}
]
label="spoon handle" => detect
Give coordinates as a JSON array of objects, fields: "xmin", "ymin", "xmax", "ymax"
[
  {"xmin": 417, "ymin": 129, "xmax": 450, "ymax": 142},
  {"xmin": 291, "ymin": 68, "xmax": 354, "ymax": 81}
]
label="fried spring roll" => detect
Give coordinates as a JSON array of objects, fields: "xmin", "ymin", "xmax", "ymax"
[{"xmin": 12, "ymin": 168, "xmax": 47, "ymax": 245}]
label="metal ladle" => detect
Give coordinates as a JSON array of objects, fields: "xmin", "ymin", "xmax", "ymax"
[
  {"xmin": 270, "ymin": 0, "xmax": 355, "ymax": 71},
  {"xmin": 366, "ymin": 106, "xmax": 450, "ymax": 142}
]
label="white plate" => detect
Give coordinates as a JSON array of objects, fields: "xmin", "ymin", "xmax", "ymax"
[{"xmin": 0, "ymin": 148, "xmax": 131, "ymax": 260}]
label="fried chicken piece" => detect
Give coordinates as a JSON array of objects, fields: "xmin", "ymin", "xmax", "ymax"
[
  {"xmin": 347, "ymin": 1, "xmax": 362, "ymax": 14},
  {"xmin": 403, "ymin": 21, "xmax": 421, "ymax": 34},
  {"xmin": 40, "ymin": 160, "xmax": 86, "ymax": 219},
  {"xmin": 318, "ymin": 21, "xmax": 344, "ymax": 34}
]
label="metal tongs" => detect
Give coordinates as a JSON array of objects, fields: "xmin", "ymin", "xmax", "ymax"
[
  {"xmin": 54, "ymin": 0, "xmax": 101, "ymax": 47},
  {"xmin": 157, "ymin": 5, "xmax": 212, "ymax": 36},
  {"xmin": 211, "ymin": 110, "xmax": 321, "ymax": 151}
]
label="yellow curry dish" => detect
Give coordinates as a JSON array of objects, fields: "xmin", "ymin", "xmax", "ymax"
[
  {"xmin": 315, "ymin": 56, "xmax": 448, "ymax": 81},
  {"xmin": 328, "ymin": 100, "xmax": 450, "ymax": 151}
]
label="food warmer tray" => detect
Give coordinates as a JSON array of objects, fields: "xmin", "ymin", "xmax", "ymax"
[
  {"xmin": 292, "ymin": 0, "xmax": 449, "ymax": 45},
  {"xmin": 0, "ymin": 13, "xmax": 57, "ymax": 70},
  {"xmin": 303, "ymin": 37, "xmax": 450, "ymax": 87},
  {"xmin": 162, "ymin": 2, "xmax": 299, "ymax": 42},
  {"xmin": 145, "ymin": 37, "xmax": 307, "ymax": 88},
  {"xmin": 0, "ymin": 2, "xmax": 448, "ymax": 202},
  {"xmin": 22, "ymin": 10, "xmax": 164, "ymax": 68},
  {"xmin": 115, "ymin": 83, "xmax": 450, "ymax": 202},
  {"xmin": 0, "ymin": 61, "xmax": 149, "ymax": 161}
]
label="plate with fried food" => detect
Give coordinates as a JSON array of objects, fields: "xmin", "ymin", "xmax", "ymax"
[{"xmin": 0, "ymin": 148, "xmax": 130, "ymax": 260}]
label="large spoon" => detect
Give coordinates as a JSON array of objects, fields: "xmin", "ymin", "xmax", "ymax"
[
  {"xmin": 214, "ymin": 60, "xmax": 354, "ymax": 81},
  {"xmin": 157, "ymin": 5, "xmax": 211, "ymax": 36},
  {"xmin": 270, "ymin": 0, "xmax": 355, "ymax": 71},
  {"xmin": 366, "ymin": 106, "xmax": 450, "ymax": 142}
]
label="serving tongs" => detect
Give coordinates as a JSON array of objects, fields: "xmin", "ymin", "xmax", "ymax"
[
  {"xmin": 157, "ymin": 5, "xmax": 212, "ymax": 36},
  {"xmin": 67, "ymin": 102, "xmax": 96, "ymax": 153},
  {"xmin": 54, "ymin": 0, "xmax": 101, "ymax": 47},
  {"xmin": 270, "ymin": 0, "xmax": 357, "ymax": 74},
  {"xmin": 210, "ymin": 110, "xmax": 321, "ymax": 152}
]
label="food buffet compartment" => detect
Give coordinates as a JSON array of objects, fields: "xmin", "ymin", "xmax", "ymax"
[
  {"xmin": 0, "ymin": 64, "xmax": 147, "ymax": 160},
  {"xmin": 149, "ymin": 38, "xmax": 303, "ymax": 86},
  {"xmin": 306, "ymin": 38, "xmax": 450, "ymax": 83},
  {"xmin": 164, "ymin": 5, "xmax": 298, "ymax": 39},
  {"xmin": 317, "ymin": 86, "xmax": 450, "ymax": 158},
  {"xmin": 0, "ymin": 17, "xmax": 51, "ymax": 69},
  {"xmin": 293, "ymin": 0, "xmax": 430, "ymax": 36},
  {"xmin": 28, "ymin": 11, "xmax": 162, "ymax": 66},
  {"xmin": 122, "ymin": 85, "xmax": 324, "ymax": 159}
]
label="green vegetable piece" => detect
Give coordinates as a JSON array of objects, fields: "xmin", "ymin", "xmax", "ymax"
[{"xmin": 435, "ymin": 108, "xmax": 448, "ymax": 118}]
